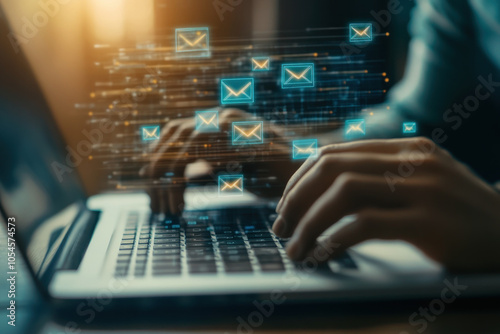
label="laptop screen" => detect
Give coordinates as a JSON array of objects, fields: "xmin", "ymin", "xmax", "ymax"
[{"xmin": 0, "ymin": 11, "xmax": 86, "ymax": 283}]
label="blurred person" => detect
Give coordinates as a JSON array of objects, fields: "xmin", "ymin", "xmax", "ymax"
[{"xmin": 143, "ymin": 0, "xmax": 500, "ymax": 272}]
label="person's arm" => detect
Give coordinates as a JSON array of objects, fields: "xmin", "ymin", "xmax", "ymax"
[{"xmin": 343, "ymin": 0, "xmax": 476, "ymax": 140}]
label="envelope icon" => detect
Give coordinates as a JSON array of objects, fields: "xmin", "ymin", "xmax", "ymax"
[
  {"xmin": 345, "ymin": 119, "xmax": 366, "ymax": 139},
  {"xmin": 195, "ymin": 110, "xmax": 219, "ymax": 132},
  {"xmin": 349, "ymin": 23, "xmax": 373, "ymax": 43},
  {"xmin": 281, "ymin": 63, "xmax": 315, "ymax": 89},
  {"xmin": 293, "ymin": 139, "xmax": 318, "ymax": 160},
  {"xmin": 141, "ymin": 125, "xmax": 160, "ymax": 141},
  {"xmin": 251, "ymin": 57, "xmax": 270, "ymax": 71},
  {"xmin": 221, "ymin": 78, "xmax": 254, "ymax": 104},
  {"xmin": 232, "ymin": 121, "xmax": 263, "ymax": 145},
  {"xmin": 175, "ymin": 27, "xmax": 209, "ymax": 53},
  {"xmin": 218, "ymin": 175, "xmax": 244, "ymax": 196},
  {"xmin": 402, "ymin": 122, "xmax": 417, "ymax": 134}
]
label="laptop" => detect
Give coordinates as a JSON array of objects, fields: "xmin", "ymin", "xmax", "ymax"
[{"xmin": 1, "ymin": 12, "xmax": 500, "ymax": 310}]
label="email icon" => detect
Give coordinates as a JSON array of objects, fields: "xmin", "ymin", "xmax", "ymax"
[
  {"xmin": 251, "ymin": 57, "xmax": 270, "ymax": 71},
  {"xmin": 218, "ymin": 175, "xmax": 244, "ymax": 196},
  {"xmin": 141, "ymin": 125, "xmax": 160, "ymax": 141},
  {"xmin": 175, "ymin": 27, "xmax": 210, "ymax": 54},
  {"xmin": 281, "ymin": 63, "xmax": 315, "ymax": 89},
  {"xmin": 196, "ymin": 110, "xmax": 219, "ymax": 132},
  {"xmin": 221, "ymin": 78, "xmax": 254, "ymax": 104},
  {"xmin": 402, "ymin": 122, "xmax": 417, "ymax": 134},
  {"xmin": 232, "ymin": 121, "xmax": 263, "ymax": 145},
  {"xmin": 345, "ymin": 119, "xmax": 366, "ymax": 139},
  {"xmin": 349, "ymin": 23, "xmax": 373, "ymax": 43},
  {"xmin": 293, "ymin": 139, "xmax": 318, "ymax": 160}
]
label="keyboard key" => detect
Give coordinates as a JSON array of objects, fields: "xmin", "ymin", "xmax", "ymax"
[
  {"xmin": 248, "ymin": 238, "xmax": 275, "ymax": 243},
  {"xmin": 245, "ymin": 233, "xmax": 271, "ymax": 239},
  {"xmin": 154, "ymin": 233, "xmax": 180, "ymax": 239},
  {"xmin": 256, "ymin": 256, "xmax": 283, "ymax": 264},
  {"xmin": 186, "ymin": 243, "xmax": 213, "ymax": 248},
  {"xmin": 218, "ymin": 245, "xmax": 247, "ymax": 250},
  {"xmin": 154, "ymin": 244, "xmax": 181, "ymax": 249},
  {"xmin": 185, "ymin": 233, "xmax": 211, "ymax": 239},
  {"xmin": 187, "ymin": 254, "xmax": 216, "ymax": 261},
  {"xmin": 224, "ymin": 263, "xmax": 253, "ymax": 273},
  {"xmin": 215, "ymin": 235, "xmax": 242, "ymax": 241},
  {"xmin": 154, "ymin": 239, "xmax": 180, "ymax": 245},
  {"xmin": 119, "ymin": 245, "xmax": 133, "ymax": 250},
  {"xmin": 218, "ymin": 239, "xmax": 246, "ymax": 245},
  {"xmin": 260, "ymin": 263, "xmax": 285, "ymax": 272},
  {"xmin": 250, "ymin": 242, "xmax": 277, "ymax": 248},
  {"xmin": 187, "ymin": 249, "xmax": 214, "ymax": 257},
  {"xmin": 152, "ymin": 262, "xmax": 181, "ymax": 270},
  {"xmin": 219, "ymin": 249, "xmax": 248, "ymax": 256},
  {"xmin": 153, "ymin": 249, "xmax": 181, "ymax": 255},
  {"xmin": 153, "ymin": 268, "xmax": 181, "ymax": 276},
  {"xmin": 152, "ymin": 255, "xmax": 180, "ymax": 262},
  {"xmin": 222, "ymin": 255, "xmax": 250, "ymax": 263},
  {"xmin": 245, "ymin": 229, "xmax": 271, "ymax": 234},
  {"xmin": 189, "ymin": 264, "xmax": 217, "ymax": 274},
  {"xmin": 184, "ymin": 237, "xmax": 212, "ymax": 242}
]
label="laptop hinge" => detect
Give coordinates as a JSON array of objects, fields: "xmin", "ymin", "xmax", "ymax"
[{"xmin": 57, "ymin": 208, "xmax": 101, "ymax": 271}]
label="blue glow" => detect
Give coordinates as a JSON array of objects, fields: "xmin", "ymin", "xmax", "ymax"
[
  {"xmin": 220, "ymin": 78, "xmax": 255, "ymax": 104},
  {"xmin": 344, "ymin": 119, "xmax": 366, "ymax": 139},
  {"xmin": 141, "ymin": 125, "xmax": 160, "ymax": 141},
  {"xmin": 251, "ymin": 57, "xmax": 270, "ymax": 71},
  {"xmin": 292, "ymin": 139, "xmax": 318, "ymax": 160},
  {"xmin": 175, "ymin": 27, "xmax": 210, "ymax": 53},
  {"xmin": 281, "ymin": 63, "xmax": 315, "ymax": 89},
  {"xmin": 231, "ymin": 121, "xmax": 264, "ymax": 145},
  {"xmin": 402, "ymin": 122, "xmax": 417, "ymax": 134},
  {"xmin": 349, "ymin": 23, "xmax": 373, "ymax": 43},
  {"xmin": 218, "ymin": 175, "xmax": 244, "ymax": 196},
  {"xmin": 195, "ymin": 110, "xmax": 219, "ymax": 132}
]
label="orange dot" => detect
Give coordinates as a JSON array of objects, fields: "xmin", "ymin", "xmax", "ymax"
[
  {"xmin": 90, "ymin": 92, "xmax": 95, "ymax": 98},
  {"xmin": 88, "ymin": 111, "xmax": 93, "ymax": 116},
  {"xmin": 386, "ymin": 32, "xmax": 390, "ymax": 36},
  {"xmin": 385, "ymin": 78, "xmax": 390, "ymax": 82},
  {"xmin": 387, "ymin": 106, "xmax": 391, "ymax": 110},
  {"xmin": 313, "ymin": 53, "xmax": 318, "ymax": 57},
  {"xmin": 124, "ymin": 121, "xmax": 129, "ymax": 126},
  {"xmin": 369, "ymin": 112, "xmax": 374, "ymax": 116},
  {"xmin": 322, "ymin": 67, "xmax": 327, "ymax": 71},
  {"xmin": 88, "ymin": 155, "xmax": 93, "ymax": 160},
  {"xmin": 193, "ymin": 78, "xmax": 198, "ymax": 83},
  {"xmin": 382, "ymin": 72, "xmax": 387, "ymax": 77},
  {"xmin": 365, "ymin": 70, "xmax": 368, "ymax": 73},
  {"xmin": 383, "ymin": 90, "xmax": 387, "ymax": 93},
  {"xmin": 108, "ymin": 104, "xmax": 114, "ymax": 109}
]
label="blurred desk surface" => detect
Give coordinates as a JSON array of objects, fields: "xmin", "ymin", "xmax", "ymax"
[{"xmin": 2, "ymin": 223, "xmax": 500, "ymax": 334}]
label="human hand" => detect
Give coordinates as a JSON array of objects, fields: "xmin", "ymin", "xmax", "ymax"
[
  {"xmin": 273, "ymin": 137, "xmax": 500, "ymax": 272},
  {"xmin": 140, "ymin": 108, "xmax": 297, "ymax": 214}
]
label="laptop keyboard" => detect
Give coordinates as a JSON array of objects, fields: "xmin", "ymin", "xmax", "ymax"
[{"xmin": 114, "ymin": 210, "xmax": 355, "ymax": 277}]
